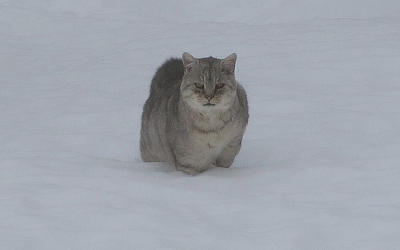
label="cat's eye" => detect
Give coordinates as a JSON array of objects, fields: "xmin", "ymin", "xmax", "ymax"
[
  {"xmin": 215, "ymin": 83, "xmax": 225, "ymax": 89},
  {"xmin": 194, "ymin": 82, "xmax": 204, "ymax": 89}
]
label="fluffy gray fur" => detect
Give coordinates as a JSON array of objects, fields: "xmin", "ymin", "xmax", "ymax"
[{"xmin": 140, "ymin": 52, "xmax": 249, "ymax": 175}]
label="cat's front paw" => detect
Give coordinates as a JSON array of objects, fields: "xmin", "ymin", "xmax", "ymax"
[
  {"xmin": 176, "ymin": 164, "xmax": 202, "ymax": 175},
  {"xmin": 216, "ymin": 158, "xmax": 233, "ymax": 168}
]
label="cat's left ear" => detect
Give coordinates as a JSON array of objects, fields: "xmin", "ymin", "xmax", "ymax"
[
  {"xmin": 221, "ymin": 53, "xmax": 237, "ymax": 74},
  {"xmin": 182, "ymin": 52, "xmax": 197, "ymax": 73}
]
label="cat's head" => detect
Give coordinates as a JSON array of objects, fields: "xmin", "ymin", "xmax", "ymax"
[{"xmin": 180, "ymin": 52, "xmax": 238, "ymax": 111}]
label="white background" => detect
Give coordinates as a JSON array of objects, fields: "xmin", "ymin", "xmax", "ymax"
[{"xmin": 1, "ymin": 1, "xmax": 400, "ymax": 249}]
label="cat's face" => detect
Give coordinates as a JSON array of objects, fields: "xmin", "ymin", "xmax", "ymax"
[{"xmin": 180, "ymin": 53, "xmax": 238, "ymax": 111}]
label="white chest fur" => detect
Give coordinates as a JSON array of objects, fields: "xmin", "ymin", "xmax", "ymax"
[{"xmin": 191, "ymin": 119, "xmax": 237, "ymax": 157}]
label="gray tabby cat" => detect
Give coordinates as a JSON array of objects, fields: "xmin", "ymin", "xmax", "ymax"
[{"xmin": 140, "ymin": 52, "xmax": 248, "ymax": 175}]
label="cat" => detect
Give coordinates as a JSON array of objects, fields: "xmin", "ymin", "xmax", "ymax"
[{"xmin": 140, "ymin": 52, "xmax": 249, "ymax": 175}]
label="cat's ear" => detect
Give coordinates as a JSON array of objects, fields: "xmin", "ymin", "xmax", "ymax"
[
  {"xmin": 221, "ymin": 53, "xmax": 237, "ymax": 74},
  {"xmin": 182, "ymin": 52, "xmax": 197, "ymax": 73}
]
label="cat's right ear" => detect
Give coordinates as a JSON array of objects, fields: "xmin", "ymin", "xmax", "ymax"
[{"xmin": 182, "ymin": 52, "xmax": 197, "ymax": 73}]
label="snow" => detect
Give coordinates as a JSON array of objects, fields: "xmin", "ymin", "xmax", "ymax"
[{"xmin": 1, "ymin": 1, "xmax": 400, "ymax": 249}]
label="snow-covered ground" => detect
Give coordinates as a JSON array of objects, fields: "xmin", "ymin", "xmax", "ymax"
[{"xmin": 1, "ymin": 1, "xmax": 400, "ymax": 249}]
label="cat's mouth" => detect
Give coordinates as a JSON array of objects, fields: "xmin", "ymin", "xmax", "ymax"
[{"xmin": 203, "ymin": 103, "xmax": 215, "ymax": 107}]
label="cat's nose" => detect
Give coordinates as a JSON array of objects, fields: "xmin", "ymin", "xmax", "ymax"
[{"xmin": 205, "ymin": 94, "xmax": 214, "ymax": 101}]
